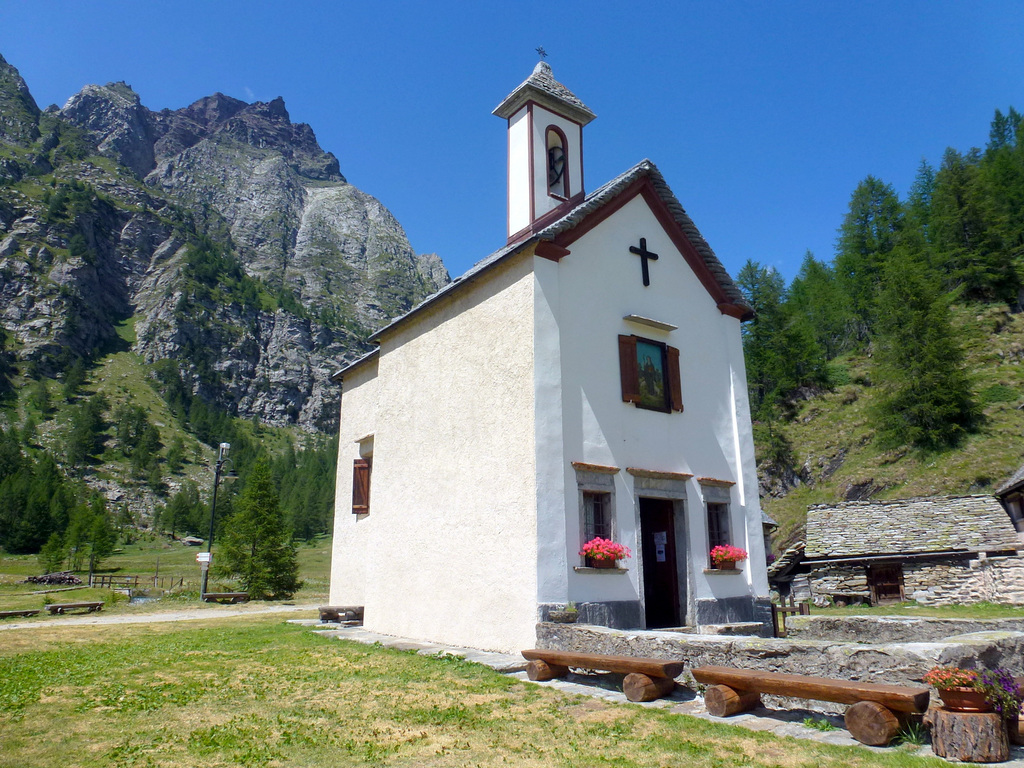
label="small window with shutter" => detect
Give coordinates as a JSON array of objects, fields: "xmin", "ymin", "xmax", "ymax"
[
  {"xmin": 352, "ymin": 457, "xmax": 371, "ymax": 514},
  {"xmin": 618, "ymin": 335, "xmax": 682, "ymax": 412}
]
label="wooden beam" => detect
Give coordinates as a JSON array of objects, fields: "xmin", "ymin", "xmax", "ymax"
[
  {"xmin": 691, "ymin": 666, "xmax": 930, "ymax": 713},
  {"xmin": 704, "ymin": 684, "xmax": 761, "ymax": 717},
  {"xmin": 523, "ymin": 649, "xmax": 683, "ymax": 679},
  {"xmin": 844, "ymin": 701, "xmax": 900, "ymax": 746},
  {"xmin": 623, "ymin": 673, "xmax": 676, "ymax": 702}
]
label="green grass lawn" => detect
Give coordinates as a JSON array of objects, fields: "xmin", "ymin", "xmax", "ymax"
[
  {"xmin": 0, "ymin": 535, "xmax": 332, "ymax": 617},
  {"xmin": 0, "ymin": 616, "xmax": 951, "ymax": 768}
]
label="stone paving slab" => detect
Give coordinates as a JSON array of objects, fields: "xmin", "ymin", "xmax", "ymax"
[
  {"xmin": 522, "ymin": 672, "xmax": 1024, "ymax": 764},
  {"xmin": 308, "ymin": 624, "xmax": 1024, "ymax": 764}
]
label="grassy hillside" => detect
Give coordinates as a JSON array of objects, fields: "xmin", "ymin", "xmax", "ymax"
[
  {"xmin": 763, "ymin": 303, "xmax": 1024, "ymax": 549},
  {"xmin": 4, "ymin": 312, "xmax": 319, "ymax": 523}
]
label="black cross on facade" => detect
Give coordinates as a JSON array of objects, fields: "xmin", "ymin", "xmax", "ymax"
[{"xmin": 629, "ymin": 237, "xmax": 659, "ymax": 286}]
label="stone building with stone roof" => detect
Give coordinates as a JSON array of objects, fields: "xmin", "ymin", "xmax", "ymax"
[
  {"xmin": 782, "ymin": 495, "xmax": 1024, "ymax": 607},
  {"xmin": 328, "ymin": 62, "xmax": 770, "ymax": 652}
]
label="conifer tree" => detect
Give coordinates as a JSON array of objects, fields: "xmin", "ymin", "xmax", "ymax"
[
  {"xmin": 870, "ymin": 247, "xmax": 979, "ymax": 451},
  {"xmin": 835, "ymin": 177, "xmax": 904, "ymax": 335},
  {"xmin": 930, "ymin": 147, "xmax": 1015, "ymax": 302},
  {"xmin": 217, "ymin": 459, "xmax": 301, "ymax": 599},
  {"xmin": 786, "ymin": 251, "xmax": 854, "ymax": 360},
  {"xmin": 737, "ymin": 260, "xmax": 827, "ymax": 420},
  {"xmin": 65, "ymin": 495, "xmax": 114, "ymax": 573},
  {"xmin": 66, "ymin": 394, "xmax": 108, "ymax": 468}
]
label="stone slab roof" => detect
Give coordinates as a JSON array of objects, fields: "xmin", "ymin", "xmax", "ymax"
[
  {"xmin": 335, "ymin": 160, "xmax": 750, "ymax": 373},
  {"xmin": 805, "ymin": 495, "xmax": 1019, "ymax": 559},
  {"xmin": 767, "ymin": 541, "xmax": 804, "ymax": 581},
  {"xmin": 996, "ymin": 462, "xmax": 1024, "ymax": 496},
  {"xmin": 493, "ymin": 62, "xmax": 595, "ymax": 125}
]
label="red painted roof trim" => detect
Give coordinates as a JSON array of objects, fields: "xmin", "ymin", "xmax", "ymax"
[
  {"xmin": 550, "ymin": 176, "xmax": 749, "ymax": 320},
  {"xmin": 535, "ymin": 241, "xmax": 571, "ymax": 261},
  {"xmin": 507, "ymin": 190, "xmax": 585, "ymax": 245}
]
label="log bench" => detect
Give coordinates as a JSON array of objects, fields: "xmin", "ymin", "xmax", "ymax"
[
  {"xmin": 45, "ymin": 601, "xmax": 104, "ymax": 615},
  {"xmin": 0, "ymin": 609, "xmax": 40, "ymax": 619},
  {"xmin": 201, "ymin": 592, "xmax": 249, "ymax": 603},
  {"xmin": 522, "ymin": 649, "xmax": 683, "ymax": 702},
  {"xmin": 692, "ymin": 666, "xmax": 930, "ymax": 746}
]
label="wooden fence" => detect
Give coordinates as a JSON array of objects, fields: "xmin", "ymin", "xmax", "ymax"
[{"xmin": 89, "ymin": 575, "xmax": 186, "ymax": 590}]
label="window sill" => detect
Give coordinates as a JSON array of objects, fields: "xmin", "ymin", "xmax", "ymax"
[
  {"xmin": 574, "ymin": 566, "xmax": 628, "ymax": 574},
  {"xmin": 703, "ymin": 568, "xmax": 741, "ymax": 575}
]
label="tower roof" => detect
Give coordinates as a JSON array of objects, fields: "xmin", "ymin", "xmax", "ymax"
[{"xmin": 493, "ymin": 61, "xmax": 596, "ymax": 125}]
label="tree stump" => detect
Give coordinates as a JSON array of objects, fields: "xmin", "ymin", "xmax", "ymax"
[
  {"xmin": 623, "ymin": 673, "xmax": 676, "ymax": 702},
  {"xmin": 526, "ymin": 659, "xmax": 569, "ymax": 681},
  {"xmin": 1008, "ymin": 717, "xmax": 1022, "ymax": 747},
  {"xmin": 844, "ymin": 700, "xmax": 899, "ymax": 746},
  {"xmin": 928, "ymin": 708, "xmax": 1009, "ymax": 763},
  {"xmin": 704, "ymin": 684, "xmax": 761, "ymax": 717}
]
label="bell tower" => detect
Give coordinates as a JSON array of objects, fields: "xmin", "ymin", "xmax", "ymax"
[{"xmin": 494, "ymin": 62, "xmax": 596, "ymax": 243}]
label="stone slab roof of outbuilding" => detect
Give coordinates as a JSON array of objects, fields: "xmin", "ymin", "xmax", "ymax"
[
  {"xmin": 336, "ymin": 160, "xmax": 750, "ymax": 373},
  {"xmin": 767, "ymin": 541, "xmax": 805, "ymax": 580},
  {"xmin": 996, "ymin": 462, "xmax": 1024, "ymax": 496},
  {"xmin": 805, "ymin": 495, "xmax": 1019, "ymax": 559}
]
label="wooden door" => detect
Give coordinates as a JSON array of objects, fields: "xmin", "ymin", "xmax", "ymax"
[
  {"xmin": 867, "ymin": 564, "xmax": 905, "ymax": 604},
  {"xmin": 640, "ymin": 498, "xmax": 681, "ymax": 628}
]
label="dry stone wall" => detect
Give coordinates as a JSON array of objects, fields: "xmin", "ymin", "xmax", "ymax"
[
  {"xmin": 927, "ymin": 555, "xmax": 1024, "ymax": 605},
  {"xmin": 808, "ymin": 555, "xmax": 1024, "ymax": 607},
  {"xmin": 536, "ymin": 622, "xmax": 1024, "ymax": 714},
  {"xmin": 808, "ymin": 565, "xmax": 868, "ymax": 598}
]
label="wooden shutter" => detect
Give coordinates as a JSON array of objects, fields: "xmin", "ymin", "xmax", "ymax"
[
  {"xmin": 667, "ymin": 345, "xmax": 683, "ymax": 412},
  {"xmin": 618, "ymin": 335, "xmax": 640, "ymax": 403},
  {"xmin": 352, "ymin": 458, "xmax": 371, "ymax": 514}
]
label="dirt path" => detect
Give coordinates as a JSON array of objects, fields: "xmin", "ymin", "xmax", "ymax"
[{"xmin": 0, "ymin": 601, "xmax": 321, "ymax": 631}]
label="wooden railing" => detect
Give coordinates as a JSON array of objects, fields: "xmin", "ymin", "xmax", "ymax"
[
  {"xmin": 770, "ymin": 597, "xmax": 810, "ymax": 637},
  {"xmin": 89, "ymin": 575, "xmax": 186, "ymax": 590}
]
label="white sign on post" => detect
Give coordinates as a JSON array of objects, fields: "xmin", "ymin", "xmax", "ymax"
[{"xmin": 196, "ymin": 552, "xmax": 212, "ymax": 567}]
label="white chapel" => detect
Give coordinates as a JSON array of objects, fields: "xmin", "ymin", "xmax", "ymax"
[{"xmin": 328, "ymin": 62, "xmax": 770, "ymax": 653}]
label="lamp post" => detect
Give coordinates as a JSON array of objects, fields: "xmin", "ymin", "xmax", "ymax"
[{"xmin": 200, "ymin": 442, "xmax": 231, "ymax": 599}]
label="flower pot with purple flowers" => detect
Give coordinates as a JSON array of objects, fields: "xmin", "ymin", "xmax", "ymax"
[{"xmin": 923, "ymin": 666, "xmax": 1024, "ymax": 717}]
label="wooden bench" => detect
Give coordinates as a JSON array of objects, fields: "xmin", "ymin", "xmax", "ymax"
[
  {"xmin": 523, "ymin": 649, "xmax": 683, "ymax": 702},
  {"xmin": 45, "ymin": 601, "xmax": 104, "ymax": 615},
  {"xmin": 318, "ymin": 605, "xmax": 364, "ymax": 623},
  {"xmin": 692, "ymin": 665, "xmax": 930, "ymax": 746},
  {"xmin": 0, "ymin": 609, "xmax": 40, "ymax": 619},
  {"xmin": 202, "ymin": 592, "xmax": 249, "ymax": 603}
]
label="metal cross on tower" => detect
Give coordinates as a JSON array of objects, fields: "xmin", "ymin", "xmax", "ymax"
[{"xmin": 629, "ymin": 237, "xmax": 659, "ymax": 286}]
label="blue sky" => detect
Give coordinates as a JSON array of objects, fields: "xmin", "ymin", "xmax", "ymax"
[{"xmin": 3, "ymin": 1, "xmax": 1023, "ymax": 283}]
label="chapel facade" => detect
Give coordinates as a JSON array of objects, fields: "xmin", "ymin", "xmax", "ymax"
[{"xmin": 329, "ymin": 62, "xmax": 770, "ymax": 652}]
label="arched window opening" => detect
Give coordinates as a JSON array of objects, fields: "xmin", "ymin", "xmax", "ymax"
[{"xmin": 546, "ymin": 126, "xmax": 569, "ymax": 200}]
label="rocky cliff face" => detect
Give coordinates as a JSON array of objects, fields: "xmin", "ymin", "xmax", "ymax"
[{"xmin": 0, "ymin": 55, "xmax": 449, "ymax": 431}]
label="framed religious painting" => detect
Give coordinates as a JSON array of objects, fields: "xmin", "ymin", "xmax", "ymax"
[{"xmin": 635, "ymin": 339, "xmax": 669, "ymax": 411}]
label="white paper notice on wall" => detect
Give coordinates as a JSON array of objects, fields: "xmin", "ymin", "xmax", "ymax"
[{"xmin": 654, "ymin": 531, "xmax": 667, "ymax": 562}]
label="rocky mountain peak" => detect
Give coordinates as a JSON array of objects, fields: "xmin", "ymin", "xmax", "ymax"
[
  {"xmin": 61, "ymin": 82, "xmax": 154, "ymax": 177},
  {"xmin": 1, "ymin": 59, "xmax": 449, "ymax": 431},
  {"xmin": 175, "ymin": 92, "xmax": 247, "ymax": 128},
  {"xmin": 0, "ymin": 53, "xmax": 41, "ymax": 146}
]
